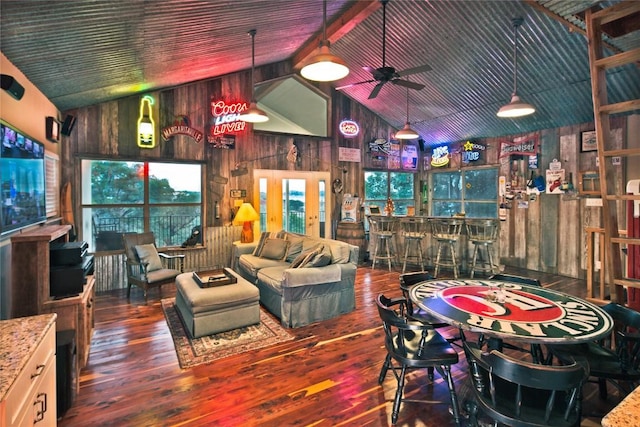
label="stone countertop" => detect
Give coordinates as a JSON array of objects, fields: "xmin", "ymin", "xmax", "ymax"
[
  {"xmin": 0, "ymin": 313, "xmax": 57, "ymax": 399},
  {"xmin": 601, "ymin": 385, "xmax": 640, "ymax": 427}
]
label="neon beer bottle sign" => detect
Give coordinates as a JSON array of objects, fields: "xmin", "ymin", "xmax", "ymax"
[{"xmin": 137, "ymin": 96, "xmax": 156, "ymax": 148}]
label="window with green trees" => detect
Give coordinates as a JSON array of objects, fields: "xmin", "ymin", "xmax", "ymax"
[
  {"xmin": 431, "ymin": 167, "xmax": 498, "ymax": 218},
  {"xmin": 364, "ymin": 171, "xmax": 414, "ymax": 215},
  {"xmin": 81, "ymin": 160, "xmax": 202, "ymax": 251}
]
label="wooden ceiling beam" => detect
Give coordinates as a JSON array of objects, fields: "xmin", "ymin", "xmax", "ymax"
[{"xmin": 292, "ymin": 0, "xmax": 380, "ymax": 70}]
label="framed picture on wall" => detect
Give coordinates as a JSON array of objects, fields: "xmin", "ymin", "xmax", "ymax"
[{"xmin": 581, "ymin": 130, "xmax": 597, "ymax": 152}]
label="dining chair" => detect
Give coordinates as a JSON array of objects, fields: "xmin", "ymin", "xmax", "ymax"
[
  {"xmin": 376, "ymin": 294, "xmax": 462, "ymax": 426},
  {"xmin": 548, "ymin": 302, "xmax": 640, "ymax": 399},
  {"xmin": 463, "ymin": 340, "xmax": 589, "ymax": 427}
]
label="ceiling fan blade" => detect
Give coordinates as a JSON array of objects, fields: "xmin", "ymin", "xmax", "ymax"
[
  {"xmin": 368, "ymin": 82, "xmax": 385, "ymax": 99},
  {"xmin": 335, "ymin": 79, "xmax": 376, "ymax": 90},
  {"xmin": 392, "ymin": 79, "xmax": 425, "ymax": 91},
  {"xmin": 397, "ymin": 64, "xmax": 432, "ymax": 77}
]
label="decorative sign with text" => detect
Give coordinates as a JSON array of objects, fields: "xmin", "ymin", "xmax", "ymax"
[
  {"xmin": 339, "ymin": 119, "xmax": 360, "ymax": 138},
  {"xmin": 208, "ymin": 100, "xmax": 248, "ymax": 144},
  {"xmin": 431, "ymin": 145, "xmax": 450, "ymax": 167},
  {"xmin": 162, "ymin": 115, "xmax": 204, "ymax": 143},
  {"xmin": 499, "ymin": 133, "xmax": 538, "ymax": 158},
  {"xmin": 461, "ymin": 140, "xmax": 486, "ymax": 163},
  {"xmin": 338, "ymin": 147, "xmax": 361, "ymax": 162}
]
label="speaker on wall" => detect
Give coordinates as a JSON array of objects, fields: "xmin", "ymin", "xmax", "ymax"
[
  {"xmin": 1, "ymin": 74, "xmax": 25, "ymax": 100},
  {"xmin": 418, "ymin": 138, "xmax": 426, "ymax": 152},
  {"xmin": 61, "ymin": 115, "xmax": 77, "ymax": 136}
]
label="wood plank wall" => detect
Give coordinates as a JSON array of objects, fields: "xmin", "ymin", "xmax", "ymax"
[{"xmin": 58, "ymin": 58, "xmax": 631, "ymax": 283}]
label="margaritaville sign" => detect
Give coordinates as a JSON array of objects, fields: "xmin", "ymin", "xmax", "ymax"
[
  {"xmin": 161, "ymin": 115, "xmax": 204, "ymax": 143},
  {"xmin": 209, "ymin": 100, "xmax": 249, "ymax": 141},
  {"xmin": 410, "ymin": 279, "xmax": 613, "ymax": 343}
]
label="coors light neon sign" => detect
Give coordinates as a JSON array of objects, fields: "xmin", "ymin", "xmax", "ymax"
[{"xmin": 209, "ymin": 100, "xmax": 249, "ymax": 142}]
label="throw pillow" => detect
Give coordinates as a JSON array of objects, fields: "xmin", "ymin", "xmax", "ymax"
[
  {"xmin": 259, "ymin": 238, "xmax": 290, "ymax": 261},
  {"xmin": 285, "ymin": 234, "xmax": 305, "ymax": 262},
  {"xmin": 303, "ymin": 245, "xmax": 332, "ymax": 268},
  {"xmin": 134, "ymin": 244, "xmax": 163, "ymax": 272},
  {"xmin": 253, "ymin": 230, "xmax": 287, "ymax": 256},
  {"xmin": 292, "ymin": 244, "xmax": 324, "ymax": 268}
]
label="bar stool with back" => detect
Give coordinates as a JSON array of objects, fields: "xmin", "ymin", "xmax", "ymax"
[
  {"xmin": 368, "ymin": 215, "xmax": 399, "ymax": 271},
  {"xmin": 466, "ymin": 218, "xmax": 499, "ymax": 278},
  {"xmin": 430, "ymin": 218, "xmax": 464, "ymax": 278},
  {"xmin": 399, "ymin": 216, "xmax": 429, "ymax": 273}
]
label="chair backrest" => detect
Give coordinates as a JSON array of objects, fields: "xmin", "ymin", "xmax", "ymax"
[
  {"xmin": 601, "ymin": 303, "xmax": 640, "ymax": 371},
  {"xmin": 400, "ymin": 271, "xmax": 434, "ymax": 289},
  {"xmin": 400, "ymin": 216, "xmax": 429, "ymax": 237},
  {"xmin": 489, "ymin": 273, "xmax": 541, "ymax": 287},
  {"xmin": 123, "ymin": 232, "xmax": 157, "ymax": 261},
  {"xmin": 369, "ymin": 215, "xmax": 399, "ymax": 235},
  {"xmin": 463, "ymin": 341, "xmax": 588, "ymax": 427},
  {"xmin": 465, "ymin": 218, "xmax": 499, "ymax": 242},
  {"xmin": 430, "ymin": 218, "xmax": 464, "ymax": 240}
]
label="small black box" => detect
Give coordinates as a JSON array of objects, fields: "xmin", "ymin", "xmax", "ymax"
[{"xmin": 50, "ymin": 241, "xmax": 88, "ymax": 266}]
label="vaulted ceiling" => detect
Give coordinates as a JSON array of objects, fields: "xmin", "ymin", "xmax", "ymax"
[{"xmin": 1, "ymin": 0, "xmax": 639, "ymax": 146}]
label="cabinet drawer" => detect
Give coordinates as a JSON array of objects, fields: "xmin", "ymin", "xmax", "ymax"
[{"xmin": 5, "ymin": 326, "xmax": 55, "ymax": 426}]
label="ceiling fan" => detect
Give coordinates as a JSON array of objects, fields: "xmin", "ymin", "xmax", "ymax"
[{"xmin": 336, "ymin": 0, "xmax": 431, "ymax": 100}]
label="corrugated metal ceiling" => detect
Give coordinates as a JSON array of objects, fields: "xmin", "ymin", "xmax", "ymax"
[{"xmin": 1, "ymin": 0, "xmax": 638, "ymax": 146}]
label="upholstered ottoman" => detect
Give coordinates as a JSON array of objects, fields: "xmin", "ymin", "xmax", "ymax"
[{"xmin": 174, "ymin": 269, "xmax": 260, "ymax": 338}]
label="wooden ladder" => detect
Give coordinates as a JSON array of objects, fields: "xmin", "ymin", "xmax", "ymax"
[{"xmin": 585, "ymin": 1, "xmax": 640, "ymax": 303}]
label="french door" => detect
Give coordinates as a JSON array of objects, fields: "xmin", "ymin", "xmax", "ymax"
[{"xmin": 253, "ymin": 170, "xmax": 330, "ymax": 238}]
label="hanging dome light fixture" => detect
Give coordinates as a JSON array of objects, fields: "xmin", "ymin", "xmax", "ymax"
[
  {"xmin": 300, "ymin": 0, "xmax": 349, "ymax": 82},
  {"xmin": 395, "ymin": 86, "xmax": 419, "ymax": 140},
  {"xmin": 238, "ymin": 29, "xmax": 269, "ymax": 123},
  {"xmin": 497, "ymin": 17, "xmax": 535, "ymax": 118}
]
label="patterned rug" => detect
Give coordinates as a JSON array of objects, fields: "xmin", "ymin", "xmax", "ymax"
[{"xmin": 161, "ymin": 298, "xmax": 294, "ymax": 369}]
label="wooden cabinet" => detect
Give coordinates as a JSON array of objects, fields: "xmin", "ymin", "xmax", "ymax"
[{"xmin": 1, "ymin": 314, "xmax": 57, "ymax": 427}]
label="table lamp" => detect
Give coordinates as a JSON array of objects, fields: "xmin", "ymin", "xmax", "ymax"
[{"xmin": 233, "ymin": 202, "xmax": 260, "ymax": 243}]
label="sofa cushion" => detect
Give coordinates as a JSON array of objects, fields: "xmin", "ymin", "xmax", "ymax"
[
  {"xmin": 285, "ymin": 234, "xmax": 305, "ymax": 262},
  {"xmin": 259, "ymin": 238, "xmax": 289, "ymax": 260},
  {"xmin": 304, "ymin": 245, "xmax": 332, "ymax": 268},
  {"xmin": 134, "ymin": 244, "xmax": 163, "ymax": 271},
  {"xmin": 257, "ymin": 265, "xmax": 289, "ymax": 294},
  {"xmin": 253, "ymin": 230, "xmax": 286, "ymax": 256},
  {"xmin": 239, "ymin": 254, "xmax": 288, "ymax": 280},
  {"xmin": 291, "ymin": 244, "xmax": 323, "ymax": 268},
  {"xmin": 326, "ymin": 240, "xmax": 351, "ymax": 264}
]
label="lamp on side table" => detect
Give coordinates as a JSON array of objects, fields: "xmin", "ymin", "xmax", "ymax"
[{"xmin": 233, "ymin": 202, "xmax": 259, "ymax": 243}]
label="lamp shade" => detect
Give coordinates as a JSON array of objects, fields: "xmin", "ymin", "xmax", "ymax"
[
  {"xmin": 233, "ymin": 202, "xmax": 260, "ymax": 243},
  {"xmin": 497, "ymin": 94, "xmax": 536, "ymax": 118},
  {"xmin": 301, "ymin": 44, "xmax": 350, "ymax": 82},
  {"xmin": 395, "ymin": 122, "xmax": 419, "ymax": 140},
  {"xmin": 238, "ymin": 102, "xmax": 269, "ymax": 123}
]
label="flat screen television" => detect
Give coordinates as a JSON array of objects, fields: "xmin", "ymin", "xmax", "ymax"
[{"xmin": 1, "ymin": 120, "xmax": 47, "ymax": 234}]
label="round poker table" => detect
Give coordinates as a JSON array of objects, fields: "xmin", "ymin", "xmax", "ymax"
[{"xmin": 409, "ymin": 279, "xmax": 613, "ymax": 344}]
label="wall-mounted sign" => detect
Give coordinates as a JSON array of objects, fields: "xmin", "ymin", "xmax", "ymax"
[
  {"xmin": 338, "ymin": 147, "xmax": 361, "ymax": 162},
  {"xmin": 208, "ymin": 100, "xmax": 248, "ymax": 141},
  {"xmin": 369, "ymin": 138, "xmax": 391, "ymax": 154},
  {"xmin": 401, "ymin": 144, "xmax": 418, "ymax": 170},
  {"xmin": 461, "ymin": 140, "xmax": 486, "ymax": 163},
  {"xmin": 431, "ymin": 145, "xmax": 450, "ymax": 167},
  {"xmin": 387, "ymin": 141, "xmax": 401, "ymax": 169},
  {"xmin": 499, "ymin": 132, "xmax": 538, "ymax": 157},
  {"xmin": 137, "ymin": 95, "xmax": 156, "ymax": 148},
  {"xmin": 209, "ymin": 134, "xmax": 236, "ymax": 149},
  {"xmin": 161, "ymin": 115, "xmax": 204, "ymax": 143},
  {"xmin": 230, "ymin": 189, "xmax": 246, "ymax": 198},
  {"xmin": 339, "ymin": 119, "xmax": 360, "ymax": 137}
]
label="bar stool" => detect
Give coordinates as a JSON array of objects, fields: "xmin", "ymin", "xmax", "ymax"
[
  {"xmin": 430, "ymin": 218, "xmax": 464, "ymax": 278},
  {"xmin": 400, "ymin": 216, "xmax": 429, "ymax": 273},
  {"xmin": 465, "ymin": 219, "xmax": 499, "ymax": 278},
  {"xmin": 368, "ymin": 215, "xmax": 399, "ymax": 271}
]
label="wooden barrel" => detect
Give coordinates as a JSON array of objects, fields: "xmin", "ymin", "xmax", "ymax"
[{"xmin": 336, "ymin": 221, "xmax": 366, "ymax": 264}]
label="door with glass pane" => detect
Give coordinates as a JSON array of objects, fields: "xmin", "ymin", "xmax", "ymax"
[{"xmin": 254, "ymin": 170, "xmax": 329, "ymax": 238}]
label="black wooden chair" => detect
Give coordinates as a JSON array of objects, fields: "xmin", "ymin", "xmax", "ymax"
[
  {"xmin": 376, "ymin": 294, "xmax": 462, "ymax": 426},
  {"xmin": 548, "ymin": 302, "xmax": 640, "ymax": 399},
  {"xmin": 488, "ymin": 273, "xmax": 542, "ymax": 287},
  {"xmin": 122, "ymin": 232, "xmax": 185, "ymax": 301},
  {"xmin": 463, "ymin": 340, "xmax": 589, "ymax": 427}
]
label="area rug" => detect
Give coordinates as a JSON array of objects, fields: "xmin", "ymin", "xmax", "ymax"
[{"xmin": 161, "ymin": 298, "xmax": 294, "ymax": 369}]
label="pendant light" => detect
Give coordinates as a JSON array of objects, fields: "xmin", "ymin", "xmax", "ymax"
[
  {"xmin": 238, "ymin": 29, "xmax": 269, "ymax": 123},
  {"xmin": 497, "ymin": 17, "xmax": 535, "ymax": 118},
  {"xmin": 300, "ymin": 0, "xmax": 349, "ymax": 82},
  {"xmin": 395, "ymin": 86, "xmax": 419, "ymax": 140}
]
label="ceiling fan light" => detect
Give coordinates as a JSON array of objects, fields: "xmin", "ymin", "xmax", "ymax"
[
  {"xmin": 301, "ymin": 44, "xmax": 349, "ymax": 82},
  {"xmin": 497, "ymin": 94, "xmax": 536, "ymax": 118},
  {"xmin": 238, "ymin": 101, "xmax": 269, "ymax": 123},
  {"xmin": 395, "ymin": 122, "xmax": 419, "ymax": 140}
]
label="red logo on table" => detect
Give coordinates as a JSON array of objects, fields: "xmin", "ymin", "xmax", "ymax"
[{"xmin": 440, "ymin": 286, "xmax": 563, "ymax": 322}]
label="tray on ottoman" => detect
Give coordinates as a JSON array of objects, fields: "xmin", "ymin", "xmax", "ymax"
[{"xmin": 192, "ymin": 268, "xmax": 237, "ymax": 288}]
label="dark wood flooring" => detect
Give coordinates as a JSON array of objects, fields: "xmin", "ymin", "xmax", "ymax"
[{"xmin": 58, "ymin": 265, "xmax": 623, "ymax": 427}]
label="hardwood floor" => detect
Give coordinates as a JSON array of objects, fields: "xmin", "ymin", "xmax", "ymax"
[{"xmin": 59, "ymin": 266, "xmax": 623, "ymax": 427}]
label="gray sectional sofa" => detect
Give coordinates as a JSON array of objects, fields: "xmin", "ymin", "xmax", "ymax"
[{"xmin": 233, "ymin": 231, "xmax": 359, "ymax": 328}]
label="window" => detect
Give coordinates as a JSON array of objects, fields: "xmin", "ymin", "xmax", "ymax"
[
  {"xmin": 364, "ymin": 171, "xmax": 414, "ymax": 215},
  {"xmin": 431, "ymin": 167, "xmax": 498, "ymax": 218},
  {"xmin": 81, "ymin": 160, "xmax": 202, "ymax": 251}
]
